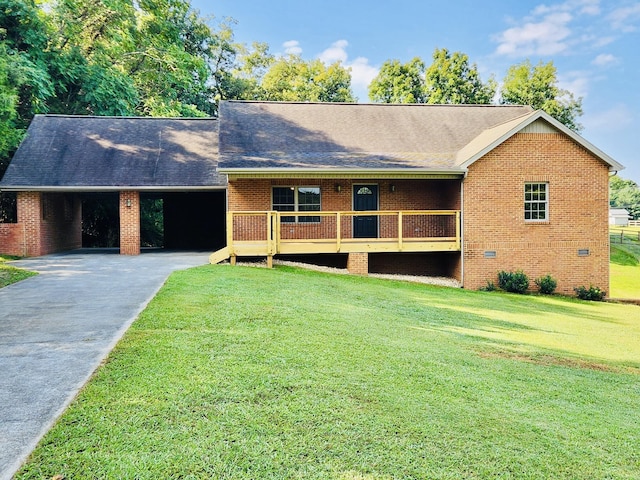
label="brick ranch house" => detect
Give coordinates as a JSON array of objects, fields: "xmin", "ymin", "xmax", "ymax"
[{"xmin": 0, "ymin": 101, "xmax": 624, "ymax": 294}]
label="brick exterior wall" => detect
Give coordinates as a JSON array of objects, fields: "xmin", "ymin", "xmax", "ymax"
[
  {"xmin": 1, "ymin": 192, "xmax": 82, "ymax": 257},
  {"xmin": 0, "ymin": 223, "xmax": 25, "ymax": 256},
  {"xmin": 462, "ymin": 132, "xmax": 611, "ymax": 295},
  {"xmin": 347, "ymin": 252, "xmax": 369, "ymax": 275},
  {"xmin": 119, "ymin": 191, "xmax": 141, "ymax": 255},
  {"xmin": 228, "ymin": 178, "xmax": 460, "ymax": 212}
]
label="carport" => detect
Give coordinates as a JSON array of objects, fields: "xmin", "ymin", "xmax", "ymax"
[{"xmin": 0, "ymin": 115, "xmax": 226, "ymax": 256}]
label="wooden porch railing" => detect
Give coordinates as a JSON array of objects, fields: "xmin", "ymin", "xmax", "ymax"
[{"xmin": 224, "ymin": 210, "xmax": 461, "ymax": 259}]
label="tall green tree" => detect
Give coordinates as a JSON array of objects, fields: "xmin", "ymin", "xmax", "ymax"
[
  {"xmin": 610, "ymin": 176, "xmax": 640, "ymax": 220},
  {"xmin": 500, "ymin": 60, "xmax": 583, "ymax": 131},
  {"xmin": 368, "ymin": 58, "xmax": 425, "ymax": 103},
  {"xmin": 261, "ymin": 55, "xmax": 355, "ymax": 102},
  {"xmin": 424, "ymin": 48, "xmax": 496, "ymax": 104}
]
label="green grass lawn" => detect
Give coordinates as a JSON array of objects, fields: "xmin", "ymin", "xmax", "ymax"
[
  {"xmin": 610, "ymin": 226, "xmax": 640, "ymax": 299},
  {"xmin": 0, "ymin": 255, "xmax": 36, "ymax": 288},
  {"xmin": 16, "ymin": 265, "xmax": 640, "ymax": 479}
]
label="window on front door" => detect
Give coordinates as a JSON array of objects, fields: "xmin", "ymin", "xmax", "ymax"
[{"xmin": 272, "ymin": 186, "xmax": 321, "ymax": 223}]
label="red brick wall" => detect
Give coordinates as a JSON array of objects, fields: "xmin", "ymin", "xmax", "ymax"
[
  {"xmin": 3, "ymin": 192, "xmax": 82, "ymax": 257},
  {"xmin": 228, "ymin": 178, "xmax": 460, "ymax": 211},
  {"xmin": 119, "ymin": 191, "xmax": 140, "ymax": 255},
  {"xmin": 463, "ymin": 132, "xmax": 611, "ymax": 295},
  {"xmin": 0, "ymin": 223, "xmax": 25, "ymax": 256},
  {"xmin": 40, "ymin": 193, "xmax": 82, "ymax": 254},
  {"xmin": 347, "ymin": 252, "xmax": 369, "ymax": 275}
]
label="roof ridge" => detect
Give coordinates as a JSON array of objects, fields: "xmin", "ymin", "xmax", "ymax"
[
  {"xmin": 224, "ymin": 100, "xmax": 532, "ymax": 109},
  {"xmin": 39, "ymin": 114, "xmax": 217, "ymax": 120}
]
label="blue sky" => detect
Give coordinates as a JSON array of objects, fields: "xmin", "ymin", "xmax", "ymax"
[{"xmin": 192, "ymin": 0, "xmax": 640, "ymax": 184}]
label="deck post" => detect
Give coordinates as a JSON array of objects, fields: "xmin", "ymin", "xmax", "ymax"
[
  {"xmin": 455, "ymin": 211, "xmax": 461, "ymax": 250},
  {"xmin": 336, "ymin": 212, "xmax": 341, "ymax": 251},
  {"xmin": 226, "ymin": 211, "xmax": 234, "ymax": 255},
  {"xmin": 398, "ymin": 211, "xmax": 403, "ymax": 251}
]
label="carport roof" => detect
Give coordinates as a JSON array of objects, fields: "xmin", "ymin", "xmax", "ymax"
[{"xmin": 0, "ymin": 115, "xmax": 223, "ymax": 191}]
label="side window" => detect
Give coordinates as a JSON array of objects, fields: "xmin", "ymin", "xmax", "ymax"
[
  {"xmin": 524, "ymin": 182, "xmax": 548, "ymax": 221},
  {"xmin": 272, "ymin": 187, "xmax": 320, "ymax": 223}
]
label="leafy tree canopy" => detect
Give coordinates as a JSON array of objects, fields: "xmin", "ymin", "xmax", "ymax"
[
  {"xmin": 424, "ymin": 48, "xmax": 496, "ymax": 104},
  {"xmin": 500, "ymin": 60, "xmax": 583, "ymax": 131},
  {"xmin": 261, "ymin": 55, "xmax": 355, "ymax": 103},
  {"xmin": 368, "ymin": 57, "xmax": 425, "ymax": 103},
  {"xmin": 610, "ymin": 176, "xmax": 640, "ymax": 220}
]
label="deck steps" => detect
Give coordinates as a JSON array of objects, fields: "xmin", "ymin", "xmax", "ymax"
[{"xmin": 208, "ymin": 246, "xmax": 230, "ymax": 264}]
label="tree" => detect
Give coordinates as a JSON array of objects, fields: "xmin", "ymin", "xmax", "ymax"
[
  {"xmin": 368, "ymin": 58, "xmax": 425, "ymax": 103},
  {"xmin": 423, "ymin": 48, "xmax": 495, "ymax": 104},
  {"xmin": 610, "ymin": 176, "xmax": 640, "ymax": 220},
  {"xmin": 500, "ymin": 60, "xmax": 583, "ymax": 131},
  {"xmin": 261, "ymin": 55, "xmax": 355, "ymax": 102}
]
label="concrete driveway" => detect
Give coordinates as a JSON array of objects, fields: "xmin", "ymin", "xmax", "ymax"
[{"xmin": 0, "ymin": 250, "xmax": 209, "ymax": 480}]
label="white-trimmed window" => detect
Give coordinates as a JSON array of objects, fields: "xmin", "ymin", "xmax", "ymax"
[
  {"xmin": 272, "ymin": 186, "xmax": 321, "ymax": 223},
  {"xmin": 524, "ymin": 182, "xmax": 548, "ymax": 221}
]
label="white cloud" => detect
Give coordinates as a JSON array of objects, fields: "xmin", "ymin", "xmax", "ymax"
[
  {"xmin": 591, "ymin": 53, "xmax": 618, "ymax": 67},
  {"xmin": 282, "ymin": 40, "xmax": 302, "ymax": 55},
  {"xmin": 532, "ymin": 0, "xmax": 600, "ymax": 16},
  {"xmin": 582, "ymin": 104, "xmax": 634, "ymax": 132},
  {"xmin": 494, "ymin": 12, "xmax": 573, "ymax": 57},
  {"xmin": 316, "ymin": 40, "xmax": 379, "ymax": 99},
  {"xmin": 318, "ymin": 40, "xmax": 349, "ymax": 64},
  {"xmin": 349, "ymin": 57, "xmax": 379, "ymax": 91},
  {"xmin": 608, "ymin": 4, "xmax": 640, "ymax": 32},
  {"xmin": 493, "ymin": 0, "xmax": 608, "ymax": 57}
]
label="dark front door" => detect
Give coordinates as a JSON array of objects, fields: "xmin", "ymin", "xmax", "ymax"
[{"xmin": 353, "ymin": 185, "xmax": 379, "ymax": 238}]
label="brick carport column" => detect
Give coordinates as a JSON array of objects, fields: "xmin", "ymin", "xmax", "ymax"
[{"xmin": 119, "ymin": 191, "xmax": 140, "ymax": 255}]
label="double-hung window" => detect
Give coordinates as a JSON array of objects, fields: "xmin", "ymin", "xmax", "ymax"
[
  {"xmin": 272, "ymin": 186, "xmax": 321, "ymax": 223},
  {"xmin": 524, "ymin": 182, "xmax": 548, "ymax": 221}
]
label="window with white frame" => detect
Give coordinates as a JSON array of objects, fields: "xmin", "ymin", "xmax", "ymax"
[
  {"xmin": 524, "ymin": 182, "xmax": 548, "ymax": 221},
  {"xmin": 272, "ymin": 186, "xmax": 321, "ymax": 223}
]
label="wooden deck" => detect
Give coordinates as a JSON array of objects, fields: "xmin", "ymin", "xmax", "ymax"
[{"xmin": 210, "ymin": 210, "xmax": 461, "ymax": 263}]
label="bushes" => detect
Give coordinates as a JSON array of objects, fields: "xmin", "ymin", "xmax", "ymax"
[
  {"xmin": 497, "ymin": 270, "xmax": 529, "ymax": 294},
  {"xmin": 486, "ymin": 272, "xmax": 607, "ymax": 300},
  {"xmin": 574, "ymin": 285, "xmax": 606, "ymax": 301},
  {"xmin": 534, "ymin": 274, "xmax": 557, "ymax": 294},
  {"xmin": 489, "ymin": 271, "xmax": 558, "ymax": 295}
]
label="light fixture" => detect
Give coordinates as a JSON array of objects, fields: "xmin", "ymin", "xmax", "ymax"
[
  {"xmin": 125, "ymin": 199, "xmax": 132, "ymax": 207},
  {"xmin": 389, "ymin": 184, "xmax": 396, "ymax": 193},
  {"xmin": 335, "ymin": 184, "xmax": 342, "ymax": 193}
]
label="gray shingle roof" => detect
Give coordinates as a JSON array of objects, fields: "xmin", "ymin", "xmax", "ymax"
[
  {"xmin": 0, "ymin": 115, "xmax": 223, "ymax": 190},
  {"xmin": 219, "ymin": 101, "xmax": 535, "ymax": 171}
]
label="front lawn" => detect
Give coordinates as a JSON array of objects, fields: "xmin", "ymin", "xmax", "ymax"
[
  {"xmin": 0, "ymin": 255, "xmax": 36, "ymax": 288},
  {"xmin": 17, "ymin": 265, "xmax": 640, "ymax": 479}
]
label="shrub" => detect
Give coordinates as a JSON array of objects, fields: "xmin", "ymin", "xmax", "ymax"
[
  {"xmin": 534, "ymin": 274, "xmax": 557, "ymax": 294},
  {"xmin": 497, "ymin": 270, "xmax": 529, "ymax": 294},
  {"xmin": 479, "ymin": 280, "xmax": 496, "ymax": 292},
  {"xmin": 574, "ymin": 285, "xmax": 606, "ymax": 301}
]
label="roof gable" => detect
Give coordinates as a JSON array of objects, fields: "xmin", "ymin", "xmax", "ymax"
[
  {"xmin": 0, "ymin": 115, "xmax": 223, "ymax": 191},
  {"xmin": 455, "ymin": 110, "xmax": 624, "ymax": 171}
]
